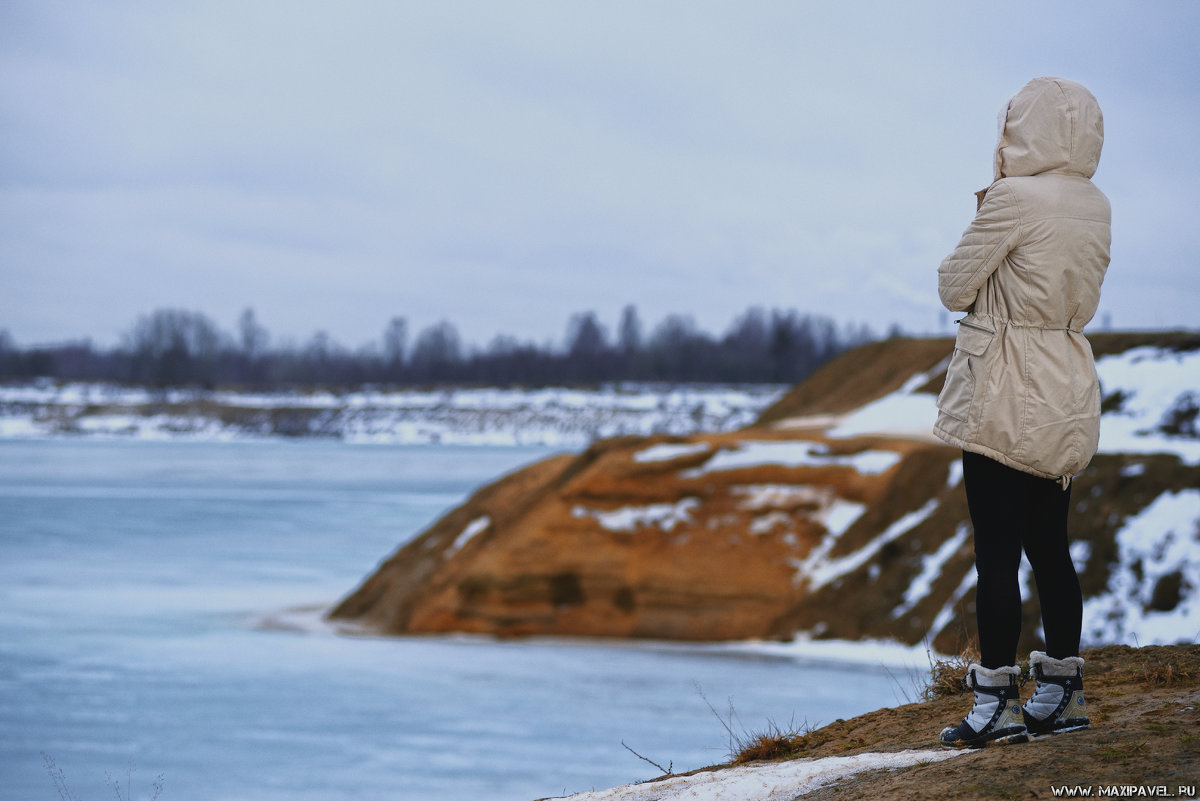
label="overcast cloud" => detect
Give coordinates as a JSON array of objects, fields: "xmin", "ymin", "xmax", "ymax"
[{"xmin": 2, "ymin": 1, "xmax": 1197, "ymax": 350}]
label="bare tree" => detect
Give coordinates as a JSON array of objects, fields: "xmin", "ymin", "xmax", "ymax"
[
  {"xmin": 382, "ymin": 316, "xmax": 408, "ymax": 381},
  {"xmin": 238, "ymin": 308, "xmax": 269, "ymax": 358},
  {"xmin": 566, "ymin": 312, "xmax": 608, "ymax": 358},
  {"xmin": 124, "ymin": 308, "xmax": 225, "ymax": 386},
  {"xmin": 617, "ymin": 304, "xmax": 642, "ymax": 355},
  {"xmin": 0, "ymin": 329, "xmax": 12, "ymax": 375},
  {"xmin": 410, "ymin": 320, "xmax": 462, "ymax": 381},
  {"xmin": 649, "ymin": 313, "xmax": 710, "ymax": 381},
  {"xmin": 721, "ymin": 307, "xmax": 772, "ymax": 381}
]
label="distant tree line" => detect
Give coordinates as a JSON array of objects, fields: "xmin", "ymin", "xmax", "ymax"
[{"xmin": 0, "ymin": 305, "xmax": 882, "ymax": 388}]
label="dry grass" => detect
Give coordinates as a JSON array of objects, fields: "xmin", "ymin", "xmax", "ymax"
[
  {"xmin": 696, "ymin": 682, "xmax": 824, "ymax": 765},
  {"xmin": 44, "ymin": 754, "xmax": 163, "ymax": 801},
  {"xmin": 732, "ymin": 721, "xmax": 817, "ymax": 764},
  {"xmin": 1137, "ymin": 660, "xmax": 1194, "ymax": 686},
  {"xmin": 1089, "ymin": 644, "xmax": 1200, "ymax": 688},
  {"xmin": 923, "ymin": 643, "xmax": 980, "ymax": 700}
]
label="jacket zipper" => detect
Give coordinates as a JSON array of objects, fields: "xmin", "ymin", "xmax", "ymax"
[{"xmin": 956, "ymin": 318, "xmax": 994, "ymax": 334}]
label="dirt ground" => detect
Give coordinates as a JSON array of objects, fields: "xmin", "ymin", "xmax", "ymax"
[{"xmin": 737, "ymin": 644, "xmax": 1200, "ymax": 800}]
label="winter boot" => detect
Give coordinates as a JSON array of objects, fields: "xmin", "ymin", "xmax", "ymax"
[
  {"xmin": 1024, "ymin": 651, "xmax": 1089, "ymax": 737},
  {"xmin": 939, "ymin": 663, "xmax": 1028, "ymax": 749}
]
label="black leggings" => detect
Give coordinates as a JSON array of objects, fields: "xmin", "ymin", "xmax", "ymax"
[{"xmin": 962, "ymin": 450, "xmax": 1082, "ymax": 668}]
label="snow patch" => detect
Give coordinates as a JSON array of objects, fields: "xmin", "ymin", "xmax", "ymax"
[
  {"xmin": 930, "ymin": 569, "xmax": 977, "ymax": 638},
  {"xmin": 830, "ymin": 394, "xmax": 939, "ymax": 441},
  {"xmin": 633, "ymin": 442, "xmax": 712, "ymax": 463},
  {"xmin": 731, "ymin": 484, "xmax": 835, "ymax": 511},
  {"xmin": 818, "ymin": 500, "xmax": 869, "ymax": 538},
  {"xmin": 749, "ymin": 511, "xmax": 794, "ymax": 535},
  {"xmin": 946, "ymin": 459, "xmax": 963, "ymax": 489},
  {"xmin": 893, "ymin": 522, "xmax": 970, "ymax": 619},
  {"xmin": 796, "ymin": 500, "xmax": 940, "ymax": 590},
  {"xmin": 572, "ymin": 499, "xmax": 700, "ymax": 533},
  {"xmin": 1070, "ymin": 540, "xmax": 1093, "ymax": 572},
  {"xmin": 732, "ymin": 483, "xmax": 866, "ymax": 545},
  {"xmin": 562, "ymin": 749, "xmax": 969, "ymax": 801},
  {"xmin": 684, "ymin": 441, "xmax": 901, "ymax": 478},
  {"xmin": 1081, "ymin": 489, "xmax": 1200, "ymax": 646},
  {"xmin": 0, "ymin": 415, "xmax": 41, "ymax": 437},
  {"xmin": 769, "ymin": 413, "xmax": 843, "ymax": 431},
  {"xmin": 447, "ymin": 516, "xmax": 491, "ymax": 556},
  {"xmin": 826, "ymin": 359, "xmax": 946, "ymax": 441},
  {"xmin": 1095, "ymin": 347, "xmax": 1200, "ymax": 464}
]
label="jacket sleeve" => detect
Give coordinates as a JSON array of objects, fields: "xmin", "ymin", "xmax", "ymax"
[{"xmin": 938, "ymin": 181, "xmax": 1021, "ymax": 311}]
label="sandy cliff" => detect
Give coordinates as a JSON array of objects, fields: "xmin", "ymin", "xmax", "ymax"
[{"xmin": 329, "ymin": 333, "xmax": 1200, "ymax": 654}]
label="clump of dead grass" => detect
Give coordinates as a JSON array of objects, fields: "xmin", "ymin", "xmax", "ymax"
[
  {"xmin": 923, "ymin": 643, "xmax": 980, "ymax": 700},
  {"xmin": 732, "ymin": 721, "xmax": 817, "ymax": 764},
  {"xmin": 695, "ymin": 682, "xmax": 824, "ymax": 765}
]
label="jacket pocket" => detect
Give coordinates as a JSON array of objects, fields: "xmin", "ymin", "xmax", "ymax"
[
  {"xmin": 936, "ymin": 320, "xmax": 995, "ymax": 423},
  {"xmin": 954, "ymin": 319, "xmax": 995, "ymax": 355}
]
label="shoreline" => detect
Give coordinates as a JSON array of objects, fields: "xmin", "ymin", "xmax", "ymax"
[{"xmin": 252, "ymin": 602, "xmax": 944, "ymax": 673}]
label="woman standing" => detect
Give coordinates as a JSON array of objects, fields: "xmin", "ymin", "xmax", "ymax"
[{"xmin": 934, "ymin": 77, "xmax": 1111, "ymax": 749}]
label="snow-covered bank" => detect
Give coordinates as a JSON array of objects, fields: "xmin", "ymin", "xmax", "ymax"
[
  {"xmin": 0, "ymin": 382, "xmax": 786, "ymax": 446},
  {"xmin": 552, "ymin": 749, "xmax": 970, "ymax": 801}
]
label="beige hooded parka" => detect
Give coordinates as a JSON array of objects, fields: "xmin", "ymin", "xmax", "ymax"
[{"xmin": 934, "ymin": 77, "xmax": 1111, "ymax": 483}]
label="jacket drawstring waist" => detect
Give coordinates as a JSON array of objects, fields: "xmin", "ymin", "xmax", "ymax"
[{"xmin": 964, "ymin": 315, "xmax": 1084, "ymax": 334}]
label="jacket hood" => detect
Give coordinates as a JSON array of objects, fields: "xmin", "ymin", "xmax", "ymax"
[{"xmin": 993, "ymin": 77, "xmax": 1104, "ymax": 180}]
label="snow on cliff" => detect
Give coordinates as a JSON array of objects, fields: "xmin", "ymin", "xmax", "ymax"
[
  {"xmin": 1082, "ymin": 489, "xmax": 1200, "ymax": 645},
  {"xmin": 1093, "ymin": 346, "xmax": 1200, "ymax": 463},
  {"xmin": 819, "ymin": 345, "xmax": 1200, "ymax": 465}
]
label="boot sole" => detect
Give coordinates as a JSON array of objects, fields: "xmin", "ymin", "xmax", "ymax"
[
  {"xmin": 1029, "ymin": 721, "xmax": 1090, "ymax": 739},
  {"xmin": 940, "ymin": 726, "xmax": 1029, "ymax": 749}
]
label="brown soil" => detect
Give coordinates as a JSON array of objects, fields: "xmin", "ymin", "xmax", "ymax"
[
  {"xmin": 755, "ymin": 337, "xmax": 954, "ymax": 424},
  {"xmin": 729, "ymin": 644, "xmax": 1200, "ymax": 799}
]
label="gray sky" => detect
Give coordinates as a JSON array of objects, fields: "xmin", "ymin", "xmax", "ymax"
[{"xmin": 2, "ymin": 1, "xmax": 1198, "ymax": 351}]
